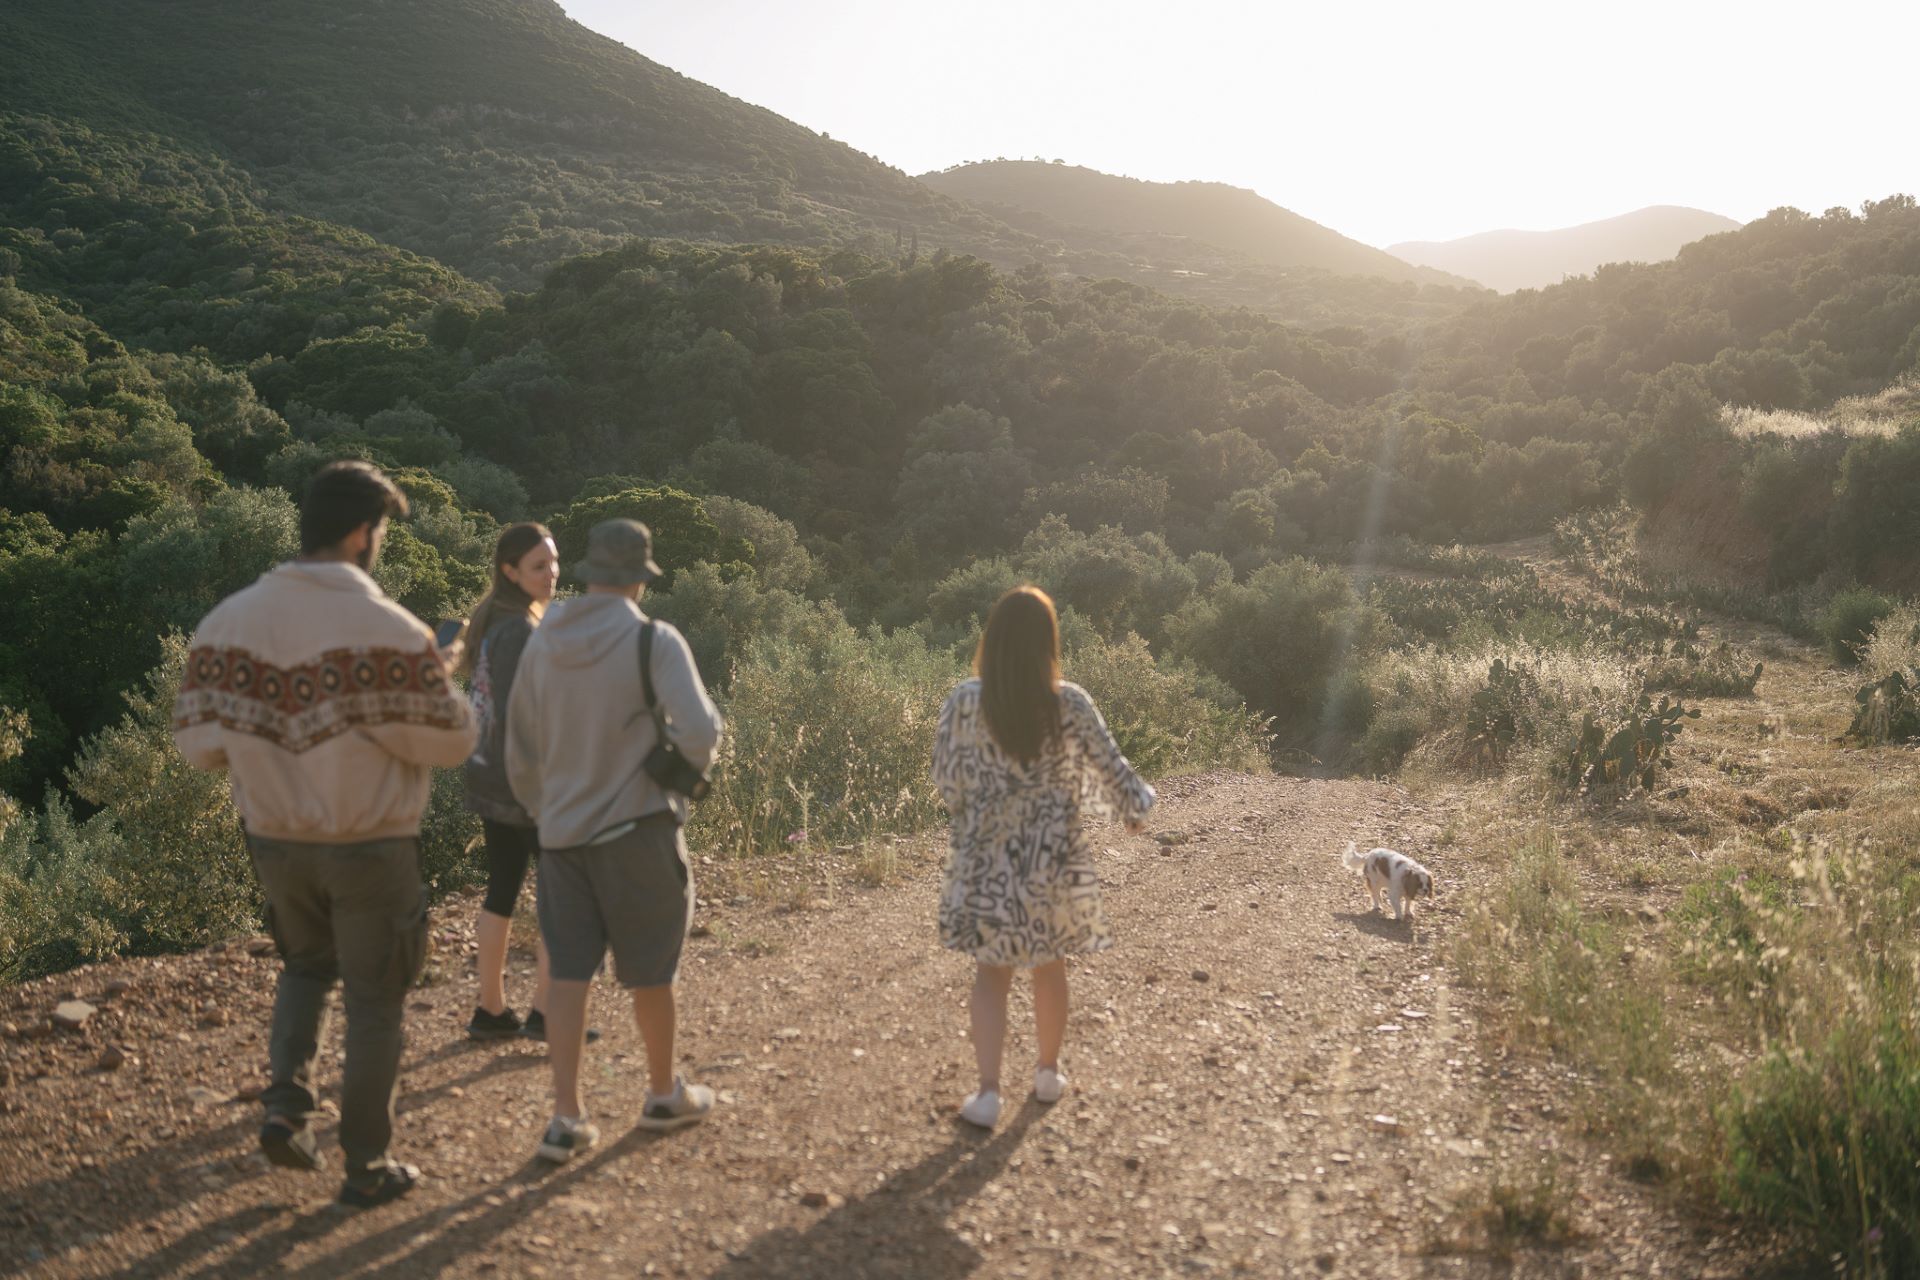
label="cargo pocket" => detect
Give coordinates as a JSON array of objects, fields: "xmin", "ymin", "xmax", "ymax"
[
  {"xmin": 396, "ymin": 891, "xmax": 430, "ymax": 991},
  {"xmin": 260, "ymin": 902, "xmax": 286, "ymax": 958}
]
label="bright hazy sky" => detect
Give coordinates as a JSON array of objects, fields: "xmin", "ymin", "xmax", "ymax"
[{"xmin": 562, "ymin": 0, "xmax": 1915, "ymax": 249}]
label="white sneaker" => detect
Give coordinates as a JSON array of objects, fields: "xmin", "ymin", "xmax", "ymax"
[
  {"xmin": 1034, "ymin": 1066, "xmax": 1067, "ymax": 1104},
  {"xmin": 536, "ymin": 1113, "xmax": 599, "ymax": 1163},
  {"xmin": 959, "ymin": 1090, "xmax": 1001, "ymax": 1128},
  {"xmin": 637, "ymin": 1078, "xmax": 716, "ymax": 1133}
]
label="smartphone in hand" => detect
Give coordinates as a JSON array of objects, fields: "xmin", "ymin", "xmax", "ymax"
[{"xmin": 434, "ymin": 618, "xmax": 465, "ymax": 650}]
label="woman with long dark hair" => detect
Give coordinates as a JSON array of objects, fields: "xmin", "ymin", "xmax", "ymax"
[
  {"xmin": 932, "ymin": 585, "xmax": 1154, "ymax": 1127},
  {"xmin": 459, "ymin": 522, "xmax": 561, "ymax": 1040}
]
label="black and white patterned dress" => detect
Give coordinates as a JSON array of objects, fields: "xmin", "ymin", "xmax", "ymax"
[{"xmin": 933, "ymin": 679, "xmax": 1155, "ymax": 967}]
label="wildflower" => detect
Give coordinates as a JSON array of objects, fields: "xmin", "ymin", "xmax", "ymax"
[{"xmin": 787, "ymin": 829, "xmax": 808, "ymax": 844}]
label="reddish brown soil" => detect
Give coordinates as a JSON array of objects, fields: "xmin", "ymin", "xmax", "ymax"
[{"xmin": 1, "ymin": 774, "xmax": 1755, "ymax": 1278}]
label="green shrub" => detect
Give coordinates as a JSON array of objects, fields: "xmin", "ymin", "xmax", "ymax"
[
  {"xmin": 0, "ymin": 798, "xmax": 129, "ymax": 983},
  {"xmin": 1821, "ymin": 588, "xmax": 1899, "ymax": 666},
  {"xmin": 1723, "ymin": 1017, "xmax": 1920, "ymax": 1278},
  {"xmin": 1063, "ymin": 631, "xmax": 1271, "ymax": 777},
  {"xmin": 1317, "ymin": 666, "xmax": 1377, "ymax": 754},
  {"xmin": 546, "ymin": 484, "xmax": 750, "ymax": 589},
  {"xmin": 1, "ymin": 638, "xmax": 486, "ymax": 979},
  {"xmin": 1169, "ymin": 557, "xmax": 1384, "ymax": 745},
  {"xmin": 418, "ymin": 764, "xmax": 485, "ymax": 898},
  {"xmin": 67, "ymin": 635, "xmax": 259, "ymax": 953},
  {"xmin": 1671, "ymin": 868, "xmax": 1792, "ymax": 988},
  {"xmin": 1355, "ymin": 704, "xmax": 1425, "ymax": 773},
  {"xmin": 690, "ymin": 622, "xmax": 962, "ymax": 857},
  {"xmin": 647, "ymin": 563, "xmax": 841, "ymax": 690}
]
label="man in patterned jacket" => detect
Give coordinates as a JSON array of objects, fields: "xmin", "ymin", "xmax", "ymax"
[{"xmin": 173, "ymin": 461, "xmax": 477, "ymax": 1208}]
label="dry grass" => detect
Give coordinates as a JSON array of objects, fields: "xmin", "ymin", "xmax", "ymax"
[
  {"xmin": 1425, "ymin": 527, "xmax": 1920, "ymax": 1272},
  {"xmin": 1725, "ymin": 375, "xmax": 1920, "ymax": 441},
  {"xmin": 1376, "ymin": 641, "xmax": 1640, "ymax": 781},
  {"xmin": 1856, "ymin": 605, "xmax": 1920, "ymax": 683},
  {"xmin": 1428, "ymin": 1154, "xmax": 1581, "ymax": 1260}
]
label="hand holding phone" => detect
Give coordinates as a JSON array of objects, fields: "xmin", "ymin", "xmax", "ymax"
[{"xmin": 434, "ymin": 618, "xmax": 465, "ymax": 662}]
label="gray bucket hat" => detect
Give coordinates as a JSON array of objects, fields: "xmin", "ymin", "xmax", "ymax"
[{"xmin": 574, "ymin": 518, "xmax": 663, "ymax": 585}]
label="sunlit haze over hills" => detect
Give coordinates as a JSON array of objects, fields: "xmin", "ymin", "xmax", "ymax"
[{"xmin": 568, "ymin": 0, "xmax": 1917, "ymax": 247}]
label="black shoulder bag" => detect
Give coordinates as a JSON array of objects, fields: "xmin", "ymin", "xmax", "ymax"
[{"xmin": 638, "ymin": 622, "xmax": 712, "ymax": 802}]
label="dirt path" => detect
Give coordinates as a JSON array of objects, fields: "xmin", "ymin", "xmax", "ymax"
[{"xmin": 1, "ymin": 773, "xmax": 1733, "ymax": 1278}]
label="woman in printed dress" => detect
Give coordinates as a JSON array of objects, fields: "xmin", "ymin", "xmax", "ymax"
[{"xmin": 932, "ymin": 585, "xmax": 1155, "ymax": 1128}]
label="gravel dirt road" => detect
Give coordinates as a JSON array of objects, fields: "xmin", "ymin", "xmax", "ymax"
[{"xmin": 0, "ymin": 772, "xmax": 1750, "ymax": 1278}]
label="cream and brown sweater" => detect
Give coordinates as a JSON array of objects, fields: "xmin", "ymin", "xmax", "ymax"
[{"xmin": 172, "ymin": 561, "xmax": 478, "ymax": 843}]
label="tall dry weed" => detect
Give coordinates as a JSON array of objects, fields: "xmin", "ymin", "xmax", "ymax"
[{"xmin": 1712, "ymin": 837, "xmax": 1920, "ymax": 1276}]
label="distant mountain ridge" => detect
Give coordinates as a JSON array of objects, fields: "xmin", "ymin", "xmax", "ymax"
[
  {"xmin": 1389, "ymin": 206, "xmax": 1742, "ymax": 293},
  {"xmin": 921, "ymin": 161, "xmax": 1466, "ymax": 287},
  {"xmin": 0, "ymin": 0, "xmax": 1480, "ymax": 328}
]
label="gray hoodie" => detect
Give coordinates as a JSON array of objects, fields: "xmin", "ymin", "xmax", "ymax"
[{"xmin": 504, "ymin": 594, "xmax": 723, "ymax": 848}]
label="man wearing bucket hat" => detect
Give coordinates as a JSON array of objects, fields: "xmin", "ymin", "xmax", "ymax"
[{"xmin": 505, "ymin": 518, "xmax": 725, "ymax": 1161}]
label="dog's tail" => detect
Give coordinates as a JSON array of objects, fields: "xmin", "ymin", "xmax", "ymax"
[{"xmin": 1342, "ymin": 840, "xmax": 1367, "ymax": 873}]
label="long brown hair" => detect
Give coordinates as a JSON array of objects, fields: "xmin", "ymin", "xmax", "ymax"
[
  {"xmin": 974, "ymin": 585, "xmax": 1063, "ymax": 762},
  {"xmin": 457, "ymin": 521, "xmax": 553, "ymax": 678}
]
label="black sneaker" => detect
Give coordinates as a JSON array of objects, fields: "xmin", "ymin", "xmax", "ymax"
[
  {"xmin": 467, "ymin": 1006, "xmax": 523, "ymax": 1041},
  {"xmin": 521, "ymin": 1009, "xmax": 601, "ymax": 1044},
  {"xmin": 338, "ymin": 1162, "xmax": 421, "ymax": 1209},
  {"xmin": 259, "ymin": 1116, "xmax": 324, "ymax": 1171}
]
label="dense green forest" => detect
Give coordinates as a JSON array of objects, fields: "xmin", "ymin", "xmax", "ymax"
[
  {"xmin": 6, "ymin": 200, "xmax": 1917, "ymax": 823},
  {"xmin": 1, "ymin": 0, "xmax": 1918, "ymax": 986}
]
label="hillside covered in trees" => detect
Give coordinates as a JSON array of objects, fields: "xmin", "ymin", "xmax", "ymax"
[
  {"xmin": 1, "ymin": 0, "xmax": 1918, "ymax": 986},
  {"xmin": 0, "ymin": 0, "xmax": 1467, "ymax": 329},
  {"xmin": 922, "ymin": 160, "xmax": 1460, "ymax": 286}
]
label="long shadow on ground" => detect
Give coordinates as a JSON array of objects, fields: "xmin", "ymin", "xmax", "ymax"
[{"xmin": 705, "ymin": 1102, "xmax": 1045, "ymax": 1280}]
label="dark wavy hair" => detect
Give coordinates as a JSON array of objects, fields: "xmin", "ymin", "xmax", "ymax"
[{"xmin": 974, "ymin": 585, "xmax": 1063, "ymax": 763}]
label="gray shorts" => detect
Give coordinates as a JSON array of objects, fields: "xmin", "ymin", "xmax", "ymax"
[{"xmin": 537, "ymin": 815, "xmax": 692, "ymax": 988}]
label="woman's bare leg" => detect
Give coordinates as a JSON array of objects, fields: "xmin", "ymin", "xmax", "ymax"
[
  {"xmin": 474, "ymin": 910, "xmax": 511, "ymax": 1015},
  {"xmin": 970, "ymin": 963, "xmax": 1015, "ymax": 1092},
  {"xmin": 1032, "ymin": 959, "xmax": 1068, "ymax": 1071}
]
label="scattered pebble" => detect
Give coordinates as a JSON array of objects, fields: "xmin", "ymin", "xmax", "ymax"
[{"xmin": 53, "ymin": 999, "xmax": 98, "ymax": 1029}]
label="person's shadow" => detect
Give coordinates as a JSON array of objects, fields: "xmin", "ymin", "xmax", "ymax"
[{"xmin": 705, "ymin": 1101, "xmax": 1046, "ymax": 1280}]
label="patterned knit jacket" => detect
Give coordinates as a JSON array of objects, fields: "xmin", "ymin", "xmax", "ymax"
[{"xmin": 172, "ymin": 560, "xmax": 478, "ymax": 843}]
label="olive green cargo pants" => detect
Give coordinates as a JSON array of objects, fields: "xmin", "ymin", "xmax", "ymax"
[{"xmin": 248, "ymin": 836, "xmax": 428, "ymax": 1180}]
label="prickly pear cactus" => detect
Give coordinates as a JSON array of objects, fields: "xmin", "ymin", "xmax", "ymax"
[
  {"xmin": 1465, "ymin": 657, "xmax": 1540, "ymax": 770},
  {"xmin": 1847, "ymin": 668, "xmax": 1920, "ymax": 744},
  {"xmin": 1558, "ymin": 693, "xmax": 1701, "ymax": 794}
]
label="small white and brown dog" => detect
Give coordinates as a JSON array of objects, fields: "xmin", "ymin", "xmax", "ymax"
[{"xmin": 1343, "ymin": 841, "xmax": 1435, "ymax": 921}]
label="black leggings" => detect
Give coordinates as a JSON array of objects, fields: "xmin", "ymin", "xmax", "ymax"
[{"xmin": 480, "ymin": 820, "xmax": 539, "ymax": 919}]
